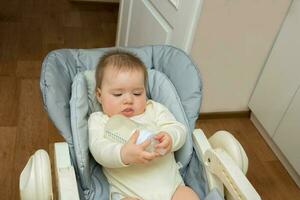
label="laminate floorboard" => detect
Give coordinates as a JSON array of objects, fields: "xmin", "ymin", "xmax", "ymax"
[
  {"xmin": 0, "ymin": 127, "xmax": 17, "ymax": 200},
  {"xmin": 0, "ymin": 76, "xmax": 19, "ymax": 126}
]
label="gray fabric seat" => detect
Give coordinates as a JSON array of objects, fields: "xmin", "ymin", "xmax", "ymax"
[{"xmin": 40, "ymin": 45, "xmax": 222, "ymax": 200}]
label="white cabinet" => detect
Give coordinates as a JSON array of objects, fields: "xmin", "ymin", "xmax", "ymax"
[
  {"xmin": 249, "ymin": 0, "xmax": 300, "ymax": 187},
  {"xmin": 273, "ymin": 87, "xmax": 300, "ymax": 176},
  {"xmin": 248, "ymin": 0, "xmax": 300, "ymax": 137}
]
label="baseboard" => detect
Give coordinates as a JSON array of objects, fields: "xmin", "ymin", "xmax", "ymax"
[
  {"xmin": 198, "ymin": 110, "xmax": 250, "ymax": 120},
  {"xmin": 69, "ymin": 0, "xmax": 119, "ymax": 3},
  {"xmin": 250, "ymin": 113, "xmax": 300, "ymax": 188}
]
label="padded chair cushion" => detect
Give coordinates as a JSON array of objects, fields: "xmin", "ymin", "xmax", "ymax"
[
  {"xmin": 41, "ymin": 46, "xmax": 202, "ymax": 170},
  {"xmin": 77, "ymin": 47, "xmax": 153, "ymax": 71},
  {"xmin": 41, "ymin": 46, "xmax": 204, "ymax": 199},
  {"xmin": 146, "ymin": 70, "xmax": 191, "ymax": 164},
  {"xmin": 70, "ymin": 72, "xmax": 90, "ymax": 188},
  {"xmin": 83, "ymin": 70, "xmax": 101, "ymax": 113}
]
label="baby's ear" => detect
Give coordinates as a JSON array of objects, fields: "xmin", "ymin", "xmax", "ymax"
[{"xmin": 96, "ymin": 88, "xmax": 102, "ymax": 104}]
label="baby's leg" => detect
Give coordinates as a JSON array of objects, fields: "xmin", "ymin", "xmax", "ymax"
[{"xmin": 172, "ymin": 186, "xmax": 200, "ymax": 200}]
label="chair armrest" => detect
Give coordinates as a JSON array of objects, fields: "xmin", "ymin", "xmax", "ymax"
[
  {"xmin": 19, "ymin": 149, "xmax": 53, "ymax": 200},
  {"xmin": 192, "ymin": 129, "xmax": 224, "ymax": 196},
  {"xmin": 209, "ymin": 131, "xmax": 248, "ymax": 174},
  {"xmin": 54, "ymin": 142, "xmax": 80, "ymax": 200},
  {"xmin": 204, "ymin": 148, "xmax": 261, "ymax": 200}
]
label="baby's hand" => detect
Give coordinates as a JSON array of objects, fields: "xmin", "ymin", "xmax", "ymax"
[
  {"xmin": 121, "ymin": 130, "xmax": 159, "ymax": 165},
  {"xmin": 154, "ymin": 132, "xmax": 172, "ymax": 155}
]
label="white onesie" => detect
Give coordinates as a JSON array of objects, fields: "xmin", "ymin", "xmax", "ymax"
[{"xmin": 88, "ymin": 100, "xmax": 187, "ymax": 200}]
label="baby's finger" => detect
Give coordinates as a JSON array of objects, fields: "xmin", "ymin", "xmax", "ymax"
[
  {"xmin": 140, "ymin": 139, "xmax": 151, "ymax": 149},
  {"xmin": 154, "ymin": 132, "xmax": 164, "ymax": 141},
  {"xmin": 142, "ymin": 151, "xmax": 158, "ymax": 161},
  {"xmin": 129, "ymin": 130, "xmax": 139, "ymax": 144},
  {"xmin": 155, "ymin": 139, "xmax": 169, "ymax": 148}
]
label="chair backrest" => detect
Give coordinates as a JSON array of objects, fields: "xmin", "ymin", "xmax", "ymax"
[{"xmin": 40, "ymin": 45, "xmax": 203, "ymax": 199}]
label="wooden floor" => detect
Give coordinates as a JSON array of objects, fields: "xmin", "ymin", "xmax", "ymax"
[
  {"xmin": 0, "ymin": 0, "xmax": 299, "ymax": 199},
  {"xmin": 0, "ymin": 0, "xmax": 118, "ymax": 199}
]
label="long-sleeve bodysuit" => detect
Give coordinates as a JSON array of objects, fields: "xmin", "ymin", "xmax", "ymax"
[{"xmin": 88, "ymin": 100, "xmax": 187, "ymax": 200}]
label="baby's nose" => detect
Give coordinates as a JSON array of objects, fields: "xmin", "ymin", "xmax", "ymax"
[{"xmin": 123, "ymin": 93, "xmax": 133, "ymax": 103}]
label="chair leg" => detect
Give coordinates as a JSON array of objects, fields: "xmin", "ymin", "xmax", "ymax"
[
  {"xmin": 193, "ymin": 129, "xmax": 224, "ymax": 196},
  {"xmin": 54, "ymin": 142, "xmax": 80, "ymax": 200}
]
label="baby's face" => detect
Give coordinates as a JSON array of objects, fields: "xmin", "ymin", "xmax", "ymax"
[{"xmin": 97, "ymin": 66, "xmax": 147, "ymax": 117}]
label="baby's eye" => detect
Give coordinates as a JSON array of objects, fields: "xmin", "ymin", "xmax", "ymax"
[
  {"xmin": 133, "ymin": 92, "xmax": 142, "ymax": 96},
  {"xmin": 113, "ymin": 93, "xmax": 122, "ymax": 97}
]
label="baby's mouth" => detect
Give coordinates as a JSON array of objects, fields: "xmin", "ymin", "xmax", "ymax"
[{"xmin": 122, "ymin": 108, "xmax": 134, "ymax": 116}]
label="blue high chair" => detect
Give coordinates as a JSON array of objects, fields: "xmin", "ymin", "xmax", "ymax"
[{"xmin": 20, "ymin": 45, "xmax": 261, "ymax": 200}]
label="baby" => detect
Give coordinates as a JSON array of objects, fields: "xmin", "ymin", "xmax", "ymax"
[{"xmin": 88, "ymin": 50, "xmax": 199, "ymax": 200}]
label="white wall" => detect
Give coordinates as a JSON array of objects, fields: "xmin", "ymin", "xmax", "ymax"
[{"xmin": 191, "ymin": 0, "xmax": 292, "ymax": 113}]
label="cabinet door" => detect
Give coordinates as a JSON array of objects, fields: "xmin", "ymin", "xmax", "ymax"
[
  {"xmin": 273, "ymin": 86, "xmax": 300, "ymax": 175},
  {"xmin": 248, "ymin": 0, "xmax": 300, "ymax": 137}
]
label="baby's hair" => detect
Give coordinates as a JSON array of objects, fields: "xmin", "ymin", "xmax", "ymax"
[{"xmin": 95, "ymin": 49, "xmax": 148, "ymax": 90}]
